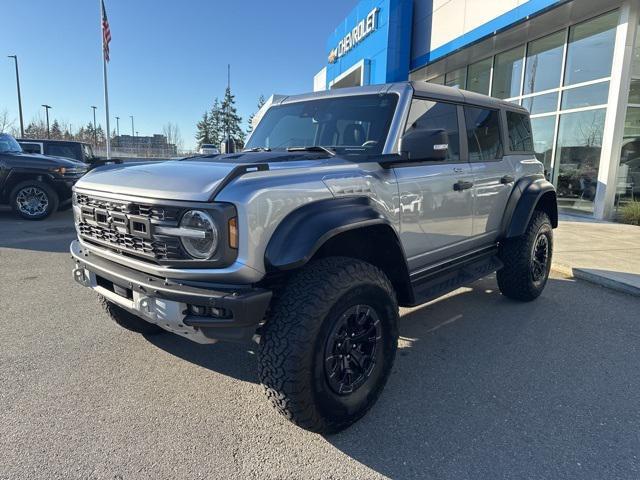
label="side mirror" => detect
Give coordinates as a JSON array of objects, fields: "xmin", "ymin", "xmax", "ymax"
[{"xmin": 400, "ymin": 128, "xmax": 449, "ymax": 161}]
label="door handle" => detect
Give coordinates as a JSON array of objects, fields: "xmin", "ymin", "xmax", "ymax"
[
  {"xmin": 453, "ymin": 180, "xmax": 474, "ymax": 191},
  {"xmin": 500, "ymin": 175, "xmax": 515, "ymax": 184}
]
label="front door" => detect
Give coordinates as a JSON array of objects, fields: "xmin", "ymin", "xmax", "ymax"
[{"xmin": 394, "ymin": 98, "xmax": 474, "ymax": 272}]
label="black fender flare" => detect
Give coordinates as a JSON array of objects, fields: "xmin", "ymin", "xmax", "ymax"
[
  {"xmin": 265, "ymin": 196, "xmax": 398, "ymax": 271},
  {"xmin": 501, "ymin": 175, "xmax": 558, "ymax": 238}
]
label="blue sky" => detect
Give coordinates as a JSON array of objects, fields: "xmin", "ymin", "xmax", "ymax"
[{"xmin": 0, "ymin": 0, "xmax": 353, "ymax": 150}]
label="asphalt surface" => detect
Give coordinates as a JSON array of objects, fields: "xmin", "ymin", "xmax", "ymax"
[{"xmin": 1, "ymin": 210, "xmax": 640, "ymax": 479}]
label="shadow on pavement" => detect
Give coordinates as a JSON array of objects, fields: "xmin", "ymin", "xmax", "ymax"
[{"xmin": 0, "ymin": 209, "xmax": 76, "ymax": 253}]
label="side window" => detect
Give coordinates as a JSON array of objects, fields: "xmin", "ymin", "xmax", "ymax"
[
  {"xmin": 20, "ymin": 143, "xmax": 42, "ymax": 154},
  {"xmin": 404, "ymin": 98, "xmax": 460, "ymax": 161},
  {"xmin": 46, "ymin": 144, "xmax": 82, "ymax": 161},
  {"xmin": 464, "ymin": 106, "xmax": 503, "ymax": 162},
  {"xmin": 506, "ymin": 111, "xmax": 534, "ymax": 152}
]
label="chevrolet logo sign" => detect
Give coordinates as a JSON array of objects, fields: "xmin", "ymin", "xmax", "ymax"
[
  {"xmin": 327, "ymin": 7, "xmax": 378, "ymax": 65},
  {"xmin": 328, "ymin": 49, "xmax": 338, "ymax": 64}
]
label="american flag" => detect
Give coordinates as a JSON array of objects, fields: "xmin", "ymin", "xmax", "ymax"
[{"xmin": 101, "ymin": 0, "xmax": 111, "ymax": 62}]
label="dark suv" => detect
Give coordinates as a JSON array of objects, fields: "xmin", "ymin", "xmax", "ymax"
[
  {"xmin": 0, "ymin": 133, "xmax": 88, "ymax": 220},
  {"xmin": 17, "ymin": 139, "xmax": 118, "ymax": 170}
]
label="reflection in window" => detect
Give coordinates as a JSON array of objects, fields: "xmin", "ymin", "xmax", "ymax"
[
  {"xmin": 616, "ymin": 108, "xmax": 640, "ymax": 206},
  {"xmin": 405, "ymin": 99, "xmax": 460, "ymax": 161},
  {"xmin": 629, "ymin": 80, "xmax": 640, "ymax": 105},
  {"xmin": 506, "ymin": 111, "xmax": 534, "ymax": 152},
  {"xmin": 524, "ymin": 30, "xmax": 564, "ymax": 95},
  {"xmin": 429, "ymin": 75, "xmax": 445, "ymax": 85},
  {"xmin": 522, "ymin": 92, "xmax": 558, "ymax": 115},
  {"xmin": 445, "ymin": 68, "xmax": 466, "ymax": 89},
  {"xmin": 491, "ymin": 46, "xmax": 524, "ymax": 99},
  {"xmin": 555, "ymin": 109, "xmax": 606, "ymax": 213},
  {"xmin": 467, "ymin": 58, "xmax": 492, "ymax": 95},
  {"xmin": 464, "ymin": 107, "xmax": 503, "ymax": 162},
  {"xmin": 561, "ymin": 82, "xmax": 610, "ymax": 110},
  {"xmin": 564, "ymin": 10, "xmax": 618, "ymax": 86},
  {"xmin": 531, "ymin": 116, "xmax": 556, "ymax": 177}
]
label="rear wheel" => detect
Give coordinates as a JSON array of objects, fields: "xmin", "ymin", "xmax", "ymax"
[
  {"xmin": 10, "ymin": 180, "xmax": 59, "ymax": 220},
  {"xmin": 497, "ymin": 211, "xmax": 553, "ymax": 301},
  {"xmin": 100, "ymin": 296, "xmax": 164, "ymax": 335},
  {"xmin": 258, "ymin": 257, "xmax": 399, "ymax": 434}
]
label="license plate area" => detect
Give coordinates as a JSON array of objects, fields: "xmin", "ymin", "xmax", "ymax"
[{"xmin": 95, "ymin": 274, "xmax": 133, "ymax": 300}]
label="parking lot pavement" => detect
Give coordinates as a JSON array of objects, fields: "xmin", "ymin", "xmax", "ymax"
[{"xmin": 2, "ymin": 211, "xmax": 640, "ymax": 480}]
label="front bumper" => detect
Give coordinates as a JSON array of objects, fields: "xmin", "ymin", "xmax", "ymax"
[{"xmin": 70, "ymin": 240, "xmax": 272, "ymax": 343}]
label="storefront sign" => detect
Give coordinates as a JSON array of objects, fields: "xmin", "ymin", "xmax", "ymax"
[{"xmin": 328, "ymin": 7, "xmax": 379, "ymax": 64}]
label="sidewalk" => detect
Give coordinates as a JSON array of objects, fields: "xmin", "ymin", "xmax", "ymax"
[{"xmin": 552, "ymin": 214, "xmax": 640, "ymax": 296}]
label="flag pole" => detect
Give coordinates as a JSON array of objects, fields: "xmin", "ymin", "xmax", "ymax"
[{"xmin": 100, "ymin": 0, "xmax": 111, "ymax": 159}]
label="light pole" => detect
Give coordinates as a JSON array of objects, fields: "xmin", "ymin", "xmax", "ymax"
[
  {"xmin": 41, "ymin": 104, "xmax": 52, "ymax": 139},
  {"xmin": 8, "ymin": 55, "xmax": 24, "ymax": 137},
  {"xmin": 115, "ymin": 116, "xmax": 120, "ymax": 137},
  {"xmin": 129, "ymin": 115, "xmax": 134, "ymax": 136},
  {"xmin": 91, "ymin": 106, "xmax": 98, "ymax": 146}
]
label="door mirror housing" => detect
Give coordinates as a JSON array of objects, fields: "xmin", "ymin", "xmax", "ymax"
[{"xmin": 400, "ymin": 129, "xmax": 449, "ymax": 161}]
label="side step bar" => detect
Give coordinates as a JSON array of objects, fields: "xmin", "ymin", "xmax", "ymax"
[{"xmin": 409, "ymin": 246, "xmax": 503, "ymax": 306}]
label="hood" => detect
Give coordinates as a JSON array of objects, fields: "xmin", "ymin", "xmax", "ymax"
[
  {"xmin": 7, "ymin": 151, "xmax": 86, "ymax": 167},
  {"xmin": 75, "ymin": 152, "xmax": 341, "ymax": 201}
]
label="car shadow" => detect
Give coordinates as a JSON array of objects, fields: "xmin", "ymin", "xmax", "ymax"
[{"xmin": 0, "ymin": 209, "xmax": 76, "ymax": 253}]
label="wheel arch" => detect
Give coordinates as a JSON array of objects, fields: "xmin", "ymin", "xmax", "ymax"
[{"xmin": 502, "ymin": 176, "xmax": 558, "ymax": 239}]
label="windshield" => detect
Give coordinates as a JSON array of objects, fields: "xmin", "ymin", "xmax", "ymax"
[
  {"xmin": 0, "ymin": 134, "xmax": 23, "ymax": 154},
  {"xmin": 245, "ymin": 94, "xmax": 398, "ymax": 155}
]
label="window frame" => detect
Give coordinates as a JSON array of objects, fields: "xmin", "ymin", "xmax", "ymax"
[{"xmin": 461, "ymin": 104, "xmax": 506, "ymax": 163}]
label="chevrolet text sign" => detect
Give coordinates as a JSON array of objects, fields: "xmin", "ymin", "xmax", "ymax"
[{"xmin": 328, "ymin": 8, "xmax": 379, "ymax": 64}]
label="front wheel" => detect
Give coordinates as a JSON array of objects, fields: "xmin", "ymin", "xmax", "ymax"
[
  {"xmin": 10, "ymin": 180, "xmax": 59, "ymax": 220},
  {"xmin": 497, "ymin": 211, "xmax": 553, "ymax": 301},
  {"xmin": 258, "ymin": 257, "xmax": 399, "ymax": 434}
]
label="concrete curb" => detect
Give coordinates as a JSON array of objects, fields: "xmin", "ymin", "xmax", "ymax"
[{"xmin": 551, "ymin": 263, "xmax": 640, "ymax": 297}]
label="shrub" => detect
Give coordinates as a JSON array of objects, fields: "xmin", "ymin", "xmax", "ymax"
[{"xmin": 620, "ymin": 201, "xmax": 640, "ymax": 226}]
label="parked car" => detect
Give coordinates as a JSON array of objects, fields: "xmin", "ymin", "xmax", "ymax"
[
  {"xmin": 199, "ymin": 143, "xmax": 220, "ymax": 155},
  {"xmin": 69, "ymin": 82, "xmax": 557, "ymax": 433},
  {"xmin": 0, "ymin": 133, "xmax": 88, "ymax": 219},
  {"xmin": 17, "ymin": 139, "xmax": 119, "ymax": 170}
]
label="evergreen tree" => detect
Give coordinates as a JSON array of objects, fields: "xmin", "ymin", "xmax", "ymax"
[
  {"xmin": 209, "ymin": 98, "xmax": 224, "ymax": 148},
  {"xmin": 220, "ymin": 87, "xmax": 245, "ymax": 147},
  {"xmin": 195, "ymin": 111, "xmax": 212, "ymax": 147},
  {"xmin": 96, "ymin": 125, "xmax": 106, "ymax": 146},
  {"xmin": 247, "ymin": 94, "xmax": 266, "ymax": 135},
  {"xmin": 50, "ymin": 120, "xmax": 63, "ymax": 139}
]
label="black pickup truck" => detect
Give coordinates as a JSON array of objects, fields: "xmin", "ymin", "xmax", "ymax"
[{"xmin": 0, "ymin": 133, "xmax": 88, "ymax": 220}]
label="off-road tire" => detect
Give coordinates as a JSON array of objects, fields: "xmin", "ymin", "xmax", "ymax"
[
  {"xmin": 100, "ymin": 296, "xmax": 164, "ymax": 335},
  {"xmin": 10, "ymin": 180, "xmax": 59, "ymax": 220},
  {"xmin": 497, "ymin": 210, "xmax": 553, "ymax": 301},
  {"xmin": 258, "ymin": 257, "xmax": 399, "ymax": 434}
]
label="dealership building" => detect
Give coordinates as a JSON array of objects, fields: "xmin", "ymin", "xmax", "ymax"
[{"xmin": 314, "ymin": 0, "xmax": 640, "ymax": 220}]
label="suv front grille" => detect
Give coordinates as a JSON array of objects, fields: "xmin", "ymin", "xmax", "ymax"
[{"xmin": 75, "ymin": 193, "xmax": 184, "ymax": 262}]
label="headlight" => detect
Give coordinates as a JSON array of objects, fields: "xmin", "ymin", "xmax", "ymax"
[{"xmin": 179, "ymin": 210, "xmax": 218, "ymax": 259}]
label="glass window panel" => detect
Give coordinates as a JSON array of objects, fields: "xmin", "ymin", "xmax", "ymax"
[
  {"xmin": 445, "ymin": 68, "xmax": 466, "ymax": 89},
  {"xmin": 555, "ymin": 109, "xmax": 606, "ymax": 213},
  {"xmin": 561, "ymin": 81, "xmax": 610, "ymax": 110},
  {"xmin": 632, "ymin": 25, "xmax": 640, "ymax": 78},
  {"xmin": 523, "ymin": 30, "xmax": 565, "ymax": 94},
  {"xmin": 466, "ymin": 58, "xmax": 492, "ymax": 95},
  {"xmin": 629, "ymin": 79, "xmax": 640, "ymax": 105},
  {"xmin": 464, "ymin": 107, "xmax": 503, "ymax": 162},
  {"xmin": 522, "ymin": 92, "xmax": 558, "ymax": 115},
  {"xmin": 564, "ymin": 10, "xmax": 618, "ymax": 86},
  {"xmin": 491, "ymin": 46, "xmax": 524, "ymax": 99},
  {"xmin": 506, "ymin": 111, "xmax": 534, "ymax": 152},
  {"xmin": 429, "ymin": 74, "xmax": 445, "ymax": 85},
  {"xmin": 616, "ymin": 107, "xmax": 640, "ymax": 205},
  {"xmin": 531, "ymin": 116, "xmax": 556, "ymax": 176},
  {"xmin": 405, "ymin": 99, "xmax": 460, "ymax": 161}
]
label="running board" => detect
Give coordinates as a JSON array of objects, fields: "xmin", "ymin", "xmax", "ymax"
[{"xmin": 409, "ymin": 247, "xmax": 503, "ymax": 306}]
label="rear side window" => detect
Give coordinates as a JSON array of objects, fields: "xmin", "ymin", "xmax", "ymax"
[
  {"xmin": 506, "ymin": 111, "xmax": 534, "ymax": 152},
  {"xmin": 46, "ymin": 144, "xmax": 81, "ymax": 161},
  {"xmin": 464, "ymin": 107, "xmax": 503, "ymax": 162},
  {"xmin": 20, "ymin": 143, "xmax": 42, "ymax": 154},
  {"xmin": 404, "ymin": 98, "xmax": 460, "ymax": 161}
]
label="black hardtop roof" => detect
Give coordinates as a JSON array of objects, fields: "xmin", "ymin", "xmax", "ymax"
[{"xmin": 17, "ymin": 138, "xmax": 91, "ymax": 146}]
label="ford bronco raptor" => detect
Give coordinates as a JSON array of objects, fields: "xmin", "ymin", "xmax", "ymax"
[{"xmin": 70, "ymin": 82, "xmax": 557, "ymax": 433}]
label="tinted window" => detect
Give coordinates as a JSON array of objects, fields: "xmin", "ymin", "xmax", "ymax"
[
  {"xmin": 46, "ymin": 144, "xmax": 81, "ymax": 160},
  {"xmin": 246, "ymin": 94, "xmax": 398, "ymax": 155},
  {"xmin": 506, "ymin": 111, "xmax": 534, "ymax": 152},
  {"xmin": 0, "ymin": 134, "xmax": 22, "ymax": 153},
  {"xmin": 464, "ymin": 107, "xmax": 503, "ymax": 162},
  {"xmin": 404, "ymin": 99, "xmax": 460, "ymax": 161},
  {"xmin": 20, "ymin": 143, "xmax": 42, "ymax": 154}
]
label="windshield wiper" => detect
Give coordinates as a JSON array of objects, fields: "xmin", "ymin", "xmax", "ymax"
[
  {"xmin": 243, "ymin": 147, "xmax": 271, "ymax": 152},
  {"xmin": 286, "ymin": 146, "xmax": 335, "ymax": 156}
]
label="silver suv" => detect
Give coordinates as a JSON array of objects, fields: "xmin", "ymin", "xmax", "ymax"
[{"xmin": 70, "ymin": 82, "xmax": 557, "ymax": 433}]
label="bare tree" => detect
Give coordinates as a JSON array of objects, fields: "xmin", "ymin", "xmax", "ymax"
[
  {"xmin": 163, "ymin": 122, "xmax": 183, "ymax": 152},
  {"xmin": 0, "ymin": 109, "xmax": 15, "ymax": 134}
]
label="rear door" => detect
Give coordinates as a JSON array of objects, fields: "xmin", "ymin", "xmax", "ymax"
[
  {"xmin": 394, "ymin": 97, "xmax": 474, "ymax": 271},
  {"xmin": 464, "ymin": 106, "xmax": 515, "ymax": 242}
]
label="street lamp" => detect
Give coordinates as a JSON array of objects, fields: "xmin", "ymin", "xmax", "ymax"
[
  {"xmin": 41, "ymin": 104, "xmax": 52, "ymax": 139},
  {"xmin": 91, "ymin": 106, "xmax": 98, "ymax": 146},
  {"xmin": 129, "ymin": 115, "xmax": 134, "ymax": 137},
  {"xmin": 7, "ymin": 55, "xmax": 24, "ymax": 137},
  {"xmin": 115, "ymin": 116, "xmax": 120, "ymax": 137}
]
